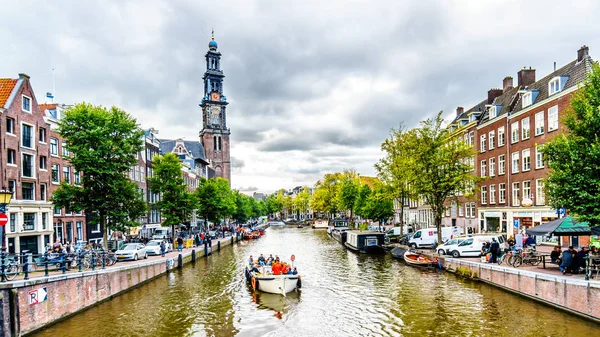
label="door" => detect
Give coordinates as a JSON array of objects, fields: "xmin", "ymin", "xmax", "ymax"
[
  {"xmin": 572, "ymin": 236, "xmax": 579, "ymax": 248},
  {"xmin": 66, "ymin": 222, "xmax": 73, "ymax": 243},
  {"xmin": 8, "ymin": 238, "xmax": 15, "ymax": 254}
]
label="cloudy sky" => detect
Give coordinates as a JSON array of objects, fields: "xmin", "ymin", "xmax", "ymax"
[{"xmin": 2, "ymin": 1, "xmax": 600, "ymax": 194}]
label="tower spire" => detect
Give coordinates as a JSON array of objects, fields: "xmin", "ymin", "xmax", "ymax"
[{"xmin": 211, "ymin": 28, "xmax": 214, "ymax": 40}]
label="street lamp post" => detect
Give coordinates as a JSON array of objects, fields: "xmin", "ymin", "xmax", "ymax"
[{"xmin": 0, "ymin": 188, "xmax": 14, "ymax": 282}]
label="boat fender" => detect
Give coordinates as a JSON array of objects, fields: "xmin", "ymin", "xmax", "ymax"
[
  {"xmin": 251, "ymin": 277, "xmax": 259, "ymax": 291},
  {"xmin": 297, "ymin": 275, "xmax": 302, "ymax": 289}
]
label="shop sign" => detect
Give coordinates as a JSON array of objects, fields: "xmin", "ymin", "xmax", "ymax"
[
  {"xmin": 513, "ymin": 219, "xmax": 520, "ymax": 228},
  {"xmin": 484, "ymin": 212, "xmax": 501, "ymax": 218}
]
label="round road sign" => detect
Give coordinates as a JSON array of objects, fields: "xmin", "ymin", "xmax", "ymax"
[{"xmin": 0, "ymin": 213, "xmax": 8, "ymax": 226}]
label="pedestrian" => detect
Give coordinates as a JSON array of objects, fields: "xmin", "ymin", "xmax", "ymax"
[
  {"xmin": 560, "ymin": 246, "xmax": 573, "ymax": 275},
  {"xmin": 160, "ymin": 240, "xmax": 166, "ymax": 257},
  {"xmin": 177, "ymin": 236, "xmax": 183, "ymax": 252},
  {"xmin": 515, "ymin": 232, "xmax": 524, "ymax": 250},
  {"xmin": 489, "ymin": 238, "xmax": 500, "ymax": 263}
]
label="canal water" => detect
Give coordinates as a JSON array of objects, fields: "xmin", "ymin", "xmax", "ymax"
[{"xmin": 32, "ymin": 227, "xmax": 599, "ymax": 337}]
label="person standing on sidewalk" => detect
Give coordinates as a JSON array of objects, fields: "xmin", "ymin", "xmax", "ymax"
[
  {"xmin": 160, "ymin": 241, "xmax": 166, "ymax": 257},
  {"xmin": 177, "ymin": 236, "xmax": 184, "ymax": 252}
]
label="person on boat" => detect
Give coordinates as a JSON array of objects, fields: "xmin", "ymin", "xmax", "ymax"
[
  {"xmin": 248, "ymin": 255, "xmax": 254, "ymax": 265},
  {"xmin": 267, "ymin": 254, "xmax": 274, "ymax": 265},
  {"xmin": 258, "ymin": 254, "xmax": 266, "ymax": 265},
  {"xmin": 281, "ymin": 262, "xmax": 289, "ymax": 274},
  {"xmin": 292, "ymin": 267, "xmax": 298, "ymax": 275},
  {"xmin": 272, "ymin": 261, "xmax": 282, "ymax": 275},
  {"xmin": 250, "ymin": 264, "xmax": 260, "ymax": 273}
]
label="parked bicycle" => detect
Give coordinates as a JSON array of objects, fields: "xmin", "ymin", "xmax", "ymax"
[{"xmin": 511, "ymin": 247, "xmax": 541, "ymax": 267}]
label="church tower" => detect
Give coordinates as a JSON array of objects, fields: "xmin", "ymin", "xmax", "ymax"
[{"xmin": 200, "ymin": 31, "xmax": 231, "ymax": 182}]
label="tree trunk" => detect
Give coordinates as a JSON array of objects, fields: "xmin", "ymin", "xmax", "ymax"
[
  {"xmin": 435, "ymin": 214, "xmax": 443, "ymax": 247},
  {"xmin": 350, "ymin": 208, "xmax": 354, "ymax": 229},
  {"xmin": 101, "ymin": 215, "xmax": 108, "ymax": 249}
]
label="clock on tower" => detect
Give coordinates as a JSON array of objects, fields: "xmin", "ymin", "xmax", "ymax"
[{"xmin": 200, "ymin": 31, "xmax": 231, "ymax": 183}]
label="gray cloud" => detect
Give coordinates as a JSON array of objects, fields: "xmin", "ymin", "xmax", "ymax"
[{"xmin": 231, "ymin": 156, "xmax": 245, "ymax": 169}]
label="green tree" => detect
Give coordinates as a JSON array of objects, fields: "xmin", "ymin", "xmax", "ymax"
[
  {"xmin": 336, "ymin": 169, "xmax": 361, "ymax": 227},
  {"xmin": 284, "ymin": 195, "xmax": 294, "ymax": 218},
  {"xmin": 544, "ymin": 63, "xmax": 600, "ymax": 225},
  {"xmin": 363, "ymin": 184, "xmax": 394, "ymax": 225},
  {"xmin": 311, "ymin": 173, "xmax": 341, "ymax": 218},
  {"xmin": 402, "ymin": 112, "xmax": 477, "ymax": 244},
  {"xmin": 233, "ymin": 191, "xmax": 253, "ymax": 224},
  {"xmin": 354, "ymin": 184, "xmax": 372, "ymax": 219},
  {"xmin": 294, "ymin": 187, "xmax": 311, "ymax": 220},
  {"xmin": 375, "ymin": 125, "xmax": 416, "ymax": 234},
  {"xmin": 147, "ymin": 153, "xmax": 197, "ymax": 238},
  {"xmin": 51, "ymin": 103, "xmax": 146, "ymax": 247},
  {"xmin": 196, "ymin": 178, "xmax": 236, "ymax": 228}
]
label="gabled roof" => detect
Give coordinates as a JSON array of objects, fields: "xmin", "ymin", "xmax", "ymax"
[
  {"xmin": 0, "ymin": 78, "xmax": 18, "ymax": 108},
  {"xmin": 478, "ymin": 86, "xmax": 522, "ymax": 124},
  {"xmin": 159, "ymin": 139, "xmax": 208, "ymax": 163},
  {"xmin": 512, "ymin": 56, "xmax": 593, "ymax": 115},
  {"xmin": 39, "ymin": 103, "xmax": 58, "ymax": 117},
  {"xmin": 449, "ymin": 99, "xmax": 487, "ymax": 127}
]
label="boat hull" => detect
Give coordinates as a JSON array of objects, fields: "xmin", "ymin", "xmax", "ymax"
[
  {"xmin": 390, "ymin": 247, "xmax": 407, "ymax": 259},
  {"xmin": 246, "ymin": 266, "xmax": 300, "ymax": 296},
  {"xmin": 403, "ymin": 251, "xmax": 437, "ymax": 267},
  {"xmin": 344, "ymin": 242, "xmax": 385, "ymax": 254}
]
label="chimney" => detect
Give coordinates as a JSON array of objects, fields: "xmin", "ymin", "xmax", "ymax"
[
  {"xmin": 577, "ymin": 45, "xmax": 589, "ymax": 62},
  {"xmin": 503, "ymin": 76, "xmax": 513, "ymax": 91},
  {"xmin": 487, "ymin": 88, "xmax": 503, "ymax": 104},
  {"xmin": 45, "ymin": 92, "xmax": 54, "ymax": 104},
  {"xmin": 456, "ymin": 106, "xmax": 464, "ymax": 117},
  {"xmin": 18, "ymin": 73, "xmax": 30, "ymax": 80},
  {"xmin": 517, "ymin": 67, "xmax": 536, "ymax": 87}
]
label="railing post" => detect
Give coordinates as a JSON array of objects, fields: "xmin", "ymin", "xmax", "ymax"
[
  {"xmin": 177, "ymin": 254, "xmax": 183, "ymax": 269},
  {"xmin": 78, "ymin": 252, "xmax": 83, "ymax": 272},
  {"xmin": 191, "ymin": 250, "xmax": 196, "ymax": 262},
  {"xmin": 101, "ymin": 252, "xmax": 106, "ymax": 270},
  {"xmin": 61, "ymin": 253, "xmax": 66, "ymax": 274},
  {"xmin": 204, "ymin": 240, "xmax": 208, "ymax": 256},
  {"xmin": 44, "ymin": 252, "xmax": 49, "ymax": 277},
  {"xmin": 24, "ymin": 254, "xmax": 29, "ymax": 280},
  {"xmin": 91, "ymin": 252, "xmax": 96, "ymax": 271},
  {"xmin": 0, "ymin": 250, "xmax": 6, "ymax": 283},
  {"xmin": 218, "ymin": 241, "xmax": 221, "ymax": 251}
]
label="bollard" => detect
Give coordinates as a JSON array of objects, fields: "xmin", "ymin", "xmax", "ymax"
[
  {"xmin": 231, "ymin": 236, "xmax": 234, "ymax": 245},
  {"xmin": 24, "ymin": 257, "xmax": 29, "ymax": 280},
  {"xmin": 204, "ymin": 241, "xmax": 208, "ymax": 256},
  {"xmin": 44, "ymin": 252, "xmax": 49, "ymax": 277},
  {"xmin": 191, "ymin": 250, "xmax": 196, "ymax": 262},
  {"xmin": 218, "ymin": 241, "xmax": 221, "ymax": 251},
  {"xmin": 177, "ymin": 254, "xmax": 183, "ymax": 269}
]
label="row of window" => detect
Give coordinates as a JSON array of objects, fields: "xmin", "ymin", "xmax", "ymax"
[
  {"xmin": 480, "ymin": 180, "xmax": 545, "ymax": 206},
  {"xmin": 479, "ymin": 105, "xmax": 558, "ymax": 153},
  {"xmin": 6, "ymin": 118, "xmax": 69, "ymax": 156},
  {"xmin": 480, "ymin": 146, "xmax": 544, "ymax": 177},
  {"xmin": 53, "ymin": 220, "xmax": 85, "ymax": 243},
  {"xmin": 7, "ymin": 212, "xmax": 48, "ymax": 233}
]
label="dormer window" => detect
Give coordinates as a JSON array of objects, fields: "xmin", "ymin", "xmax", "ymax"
[
  {"xmin": 549, "ymin": 77, "xmax": 561, "ymax": 95},
  {"xmin": 489, "ymin": 106, "xmax": 497, "ymax": 119},
  {"xmin": 522, "ymin": 92, "xmax": 532, "ymax": 108}
]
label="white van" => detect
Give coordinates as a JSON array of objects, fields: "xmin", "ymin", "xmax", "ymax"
[
  {"xmin": 408, "ymin": 227, "xmax": 462, "ymax": 249},
  {"xmin": 449, "ymin": 234, "xmax": 507, "ymax": 258},
  {"xmin": 152, "ymin": 227, "xmax": 171, "ymax": 240},
  {"xmin": 385, "ymin": 227, "xmax": 413, "ymax": 242},
  {"xmin": 436, "ymin": 237, "xmax": 467, "ymax": 255}
]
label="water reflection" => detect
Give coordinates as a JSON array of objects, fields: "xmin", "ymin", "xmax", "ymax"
[{"xmin": 31, "ymin": 227, "xmax": 599, "ymax": 337}]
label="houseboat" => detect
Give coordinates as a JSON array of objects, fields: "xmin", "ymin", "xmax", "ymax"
[
  {"xmin": 344, "ymin": 231, "xmax": 385, "ymax": 254},
  {"xmin": 327, "ymin": 218, "xmax": 350, "ymax": 235},
  {"xmin": 331, "ymin": 228, "xmax": 350, "ymax": 245}
]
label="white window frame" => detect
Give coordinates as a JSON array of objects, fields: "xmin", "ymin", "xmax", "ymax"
[
  {"xmin": 6, "ymin": 118, "xmax": 15, "ymax": 135},
  {"xmin": 548, "ymin": 77, "xmax": 561, "ymax": 95},
  {"xmin": 534, "ymin": 111, "xmax": 544, "ymax": 135},
  {"xmin": 498, "ymin": 154, "xmax": 505, "ymax": 175},
  {"xmin": 521, "ymin": 117, "xmax": 530, "ymax": 140},
  {"xmin": 489, "ymin": 106, "xmax": 497, "ymax": 119},
  {"xmin": 21, "ymin": 153, "xmax": 36, "ymax": 179},
  {"xmin": 512, "ymin": 182, "xmax": 520, "ymax": 207},
  {"xmin": 469, "ymin": 131, "xmax": 474, "ymax": 146},
  {"xmin": 39, "ymin": 127, "xmax": 47, "ymax": 144},
  {"xmin": 535, "ymin": 146, "xmax": 544, "ymax": 169},
  {"xmin": 522, "ymin": 149, "xmax": 531, "ymax": 171},
  {"xmin": 499, "ymin": 183, "xmax": 506, "ymax": 203},
  {"xmin": 536, "ymin": 179, "xmax": 545, "ymax": 205},
  {"xmin": 480, "ymin": 160, "xmax": 487, "ymax": 177},
  {"xmin": 498, "ymin": 126, "xmax": 505, "ymax": 147},
  {"xmin": 511, "ymin": 122, "xmax": 519, "ymax": 143},
  {"xmin": 522, "ymin": 92, "xmax": 532, "ymax": 108},
  {"xmin": 481, "ymin": 186, "xmax": 487, "ymax": 204},
  {"xmin": 489, "ymin": 157, "xmax": 496, "ymax": 177},
  {"xmin": 523, "ymin": 180, "xmax": 531, "ymax": 201},
  {"xmin": 480, "ymin": 135, "xmax": 486, "ymax": 153},
  {"xmin": 22, "ymin": 94, "xmax": 32, "ymax": 113},
  {"xmin": 458, "ymin": 204, "xmax": 464, "ymax": 217},
  {"xmin": 488, "ymin": 131, "xmax": 495, "ymax": 150},
  {"xmin": 7, "ymin": 149, "xmax": 16, "ymax": 166},
  {"xmin": 489, "ymin": 184, "xmax": 496, "ymax": 204},
  {"xmin": 51, "ymin": 163, "xmax": 60, "ymax": 184},
  {"xmin": 512, "ymin": 152, "xmax": 520, "ymax": 174},
  {"xmin": 50, "ymin": 138, "xmax": 59, "ymax": 156},
  {"xmin": 20, "ymin": 122, "xmax": 35, "ymax": 150},
  {"xmin": 548, "ymin": 105, "xmax": 558, "ymax": 131}
]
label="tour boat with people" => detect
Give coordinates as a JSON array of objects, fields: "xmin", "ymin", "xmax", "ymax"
[
  {"xmin": 268, "ymin": 220, "xmax": 286, "ymax": 226},
  {"xmin": 312, "ymin": 219, "xmax": 329, "ymax": 229},
  {"xmin": 245, "ymin": 255, "xmax": 302, "ymax": 296},
  {"xmin": 403, "ymin": 250, "xmax": 438, "ymax": 267},
  {"xmin": 344, "ymin": 231, "xmax": 386, "ymax": 254}
]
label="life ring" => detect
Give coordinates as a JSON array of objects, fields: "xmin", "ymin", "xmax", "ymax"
[
  {"xmin": 297, "ymin": 275, "xmax": 302, "ymax": 289},
  {"xmin": 251, "ymin": 277, "xmax": 257, "ymax": 290}
]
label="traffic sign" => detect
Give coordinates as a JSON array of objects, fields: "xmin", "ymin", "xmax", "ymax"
[
  {"xmin": 28, "ymin": 288, "xmax": 47, "ymax": 306},
  {"xmin": 0, "ymin": 214, "xmax": 8, "ymax": 226}
]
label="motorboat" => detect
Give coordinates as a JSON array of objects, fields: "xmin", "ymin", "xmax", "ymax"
[
  {"xmin": 403, "ymin": 251, "xmax": 438, "ymax": 267},
  {"xmin": 268, "ymin": 221, "xmax": 286, "ymax": 226},
  {"xmin": 331, "ymin": 228, "xmax": 350, "ymax": 245},
  {"xmin": 245, "ymin": 264, "xmax": 302, "ymax": 296},
  {"xmin": 390, "ymin": 247, "xmax": 407, "ymax": 260},
  {"xmin": 327, "ymin": 218, "xmax": 350, "ymax": 235},
  {"xmin": 344, "ymin": 231, "xmax": 385, "ymax": 254},
  {"xmin": 312, "ymin": 219, "xmax": 328, "ymax": 229}
]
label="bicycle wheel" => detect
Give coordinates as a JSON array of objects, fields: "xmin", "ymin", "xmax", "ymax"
[
  {"xmin": 5, "ymin": 264, "xmax": 19, "ymax": 281},
  {"xmin": 530, "ymin": 256, "xmax": 542, "ymax": 266},
  {"xmin": 512, "ymin": 255, "xmax": 523, "ymax": 267},
  {"xmin": 498, "ymin": 253, "xmax": 506, "ymax": 265}
]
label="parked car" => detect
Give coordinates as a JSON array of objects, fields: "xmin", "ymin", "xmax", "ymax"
[
  {"xmin": 115, "ymin": 243, "xmax": 148, "ymax": 261},
  {"xmin": 408, "ymin": 227, "xmax": 462, "ymax": 249},
  {"xmin": 385, "ymin": 227, "xmax": 413, "ymax": 242},
  {"xmin": 145, "ymin": 240, "xmax": 172, "ymax": 255},
  {"xmin": 449, "ymin": 234, "xmax": 507, "ymax": 258},
  {"xmin": 437, "ymin": 237, "xmax": 466, "ymax": 255}
]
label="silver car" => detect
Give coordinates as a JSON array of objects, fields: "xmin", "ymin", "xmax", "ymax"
[
  {"xmin": 145, "ymin": 240, "xmax": 172, "ymax": 255},
  {"xmin": 115, "ymin": 243, "xmax": 148, "ymax": 261}
]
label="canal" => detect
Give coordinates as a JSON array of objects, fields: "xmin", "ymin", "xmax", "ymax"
[{"xmin": 32, "ymin": 227, "xmax": 599, "ymax": 336}]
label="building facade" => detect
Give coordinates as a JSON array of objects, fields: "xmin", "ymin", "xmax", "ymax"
[{"xmin": 200, "ymin": 32, "xmax": 231, "ymax": 183}]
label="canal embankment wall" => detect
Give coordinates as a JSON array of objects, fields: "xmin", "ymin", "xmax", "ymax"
[
  {"xmin": 442, "ymin": 257, "xmax": 600, "ymax": 322},
  {"xmin": 0, "ymin": 236, "xmax": 239, "ymax": 337}
]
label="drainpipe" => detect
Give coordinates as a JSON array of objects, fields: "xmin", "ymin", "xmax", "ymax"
[{"xmin": 506, "ymin": 115, "xmax": 512, "ymax": 239}]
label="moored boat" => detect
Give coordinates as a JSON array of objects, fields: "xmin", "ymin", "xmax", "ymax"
[
  {"xmin": 312, "ymin": 219, "xmax": 328, "ymax": 229},
  {"xmin": 331, "ymin": 228, "xmax": 350, "ymax": 245},
  {"xmin": 327, "ymin": 218, "xmax": 349, "ymax": 235},
  {"xmin": 403, "ymin": 251, "xmax": 437, "ymax": 267},
  {"xmin": 390, "ymin": 247, "xmax": 407, "ymax": 259},
  {"xmin": 344, "ymin": 231, "xmax": 385, "ymax": 254}
]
